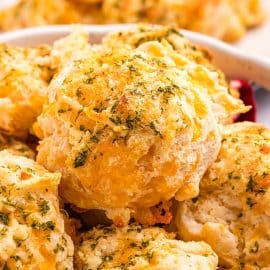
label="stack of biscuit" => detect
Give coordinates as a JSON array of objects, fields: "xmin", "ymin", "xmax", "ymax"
[{"xmin": 0, "ymin": 25, "xmax": 268, "ymax": 269}]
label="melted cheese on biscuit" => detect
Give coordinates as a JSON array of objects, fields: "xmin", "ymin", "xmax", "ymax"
[
  {"xmin": 0, "ymin": 44, "xmax": 52, "ymax": 139},
  {"xmin": 75, "ymin": 224, "xmax": 218, "ymax": 269},
  {"xmin": 0, "ymin": 151, "xmax": 74, "ymax": 270},
  {"xmin": 34, "ymin": 26, "xmax": 247, "ymax": 225},
  {"xmin": 177, "ymin": 122, "xmax": 270, "ymax": 269}
]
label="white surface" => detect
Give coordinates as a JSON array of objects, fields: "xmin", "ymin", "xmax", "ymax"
[{"xmin": 0, "ymin": 0, "xmax": 18, "ymax": 9}]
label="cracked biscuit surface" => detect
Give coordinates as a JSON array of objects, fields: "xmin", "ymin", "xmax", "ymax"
[
  {"xmin": 177, "ymin": 122, "xmax": 270, "ymax": 269},
  {"xmin": 34, "ymin": 26, "xmax": 247, "ymax": 225},
  {"xmin": 0, "ymin": 151, "xmax": 74, "ymax": 270},
  {"xmin": 75, "ymin": 224, "xmax": 218, "ymax": 270}
]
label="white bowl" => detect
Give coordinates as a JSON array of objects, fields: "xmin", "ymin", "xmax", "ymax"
[
  {"xmin": 0, "ymin": 24, "xmax": 270, "ymax": 89},
  {"xmin": 0, "ymin": 0, "xmax": 18, "ymax": 9}
]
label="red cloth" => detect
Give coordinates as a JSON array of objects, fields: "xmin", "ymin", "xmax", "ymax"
[{"xmin": 231, "ymin": 80, "xmax": 256, "ymax": 122}]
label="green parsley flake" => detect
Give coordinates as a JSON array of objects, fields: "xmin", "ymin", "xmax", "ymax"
[
  {"xmin": 246, "ymin": 197, "xmax": 256, "ymax": 209},
  {"xmin": 246, "ymin": 176, "xmax": 257, "ymax": 192},
  {"xmin": 39, "ymin": 199, "xmax": 50, "ymax": 216},
  {"xmin": 54, "ymin": 243, "xmax": 65, "ymax": 253},
  {"xmin": 250, "ymin": 241, "xmax": 259, "ymax": 253},
  {"xmin": 0, "ymin": 212, "xmax": 9, "ymax": 225},
  {"xmin": 74, "ymin": 150, "xmax": 88, "ymax": 168},
  {"xmin": 149, "ymin": 122, "xmax": 162, "ymax": 138}
]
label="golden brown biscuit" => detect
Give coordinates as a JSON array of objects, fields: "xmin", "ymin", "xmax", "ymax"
[
  {"xmin": 0, "ymin": 150, "xmax": 74, "ymax": 269},
  {"xmin": 0, "ymin": 29, "xmax": 89, "ymax": 140},
  {"xmin": 177, "ymin": 122, "xmax": 270, "ymax": 269},
  {"xmin": 0, "ymin": 44, "xmax": 52, "ymax": 139},
  {"xmin": 103, "ymin": 25, "xmax": 247, "ymax": 124},
  {"xmin": 70, "ymin": 0, "xmax": 102, "ymax": 3},
  {"xmin": 0, "ymin": 0, "xmax": 264, "ymax": 41},
  {"xmin": 233, "ymin": 0, "xmax": 265, "ymax": 28},
  {"xmin": 50, "ymin": 28, "xmax": 91, "ymax": 72},
  {"xmin": 101, "ymin": 0, "xmax": 264, "ymax": 42},
  {"xmin": 34, "ymin": 26, "xmax": 247, "ymax": 225},
  {"xmin": 75, "ymin": 224, "xmax": 218, "ymax": 269},
  {"xmin": 0, "ymin": 0, "xmax": 80, "ymax": 31}
]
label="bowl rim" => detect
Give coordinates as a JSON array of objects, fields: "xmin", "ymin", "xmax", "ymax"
[{"xmin": 0, "ymin": 24, "xmax": 269, "ymax": 89}]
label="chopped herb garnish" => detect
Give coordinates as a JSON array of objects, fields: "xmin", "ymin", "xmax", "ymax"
[
  {"xmin": 141, "ymin": 240, "xmax": 149, "ymax": 248},
  {"xmin": 38, "ymin": 199, "xmax": 50, "ymax": 216},
  {"xmin": 0, "ymin": 212, "xmax": 9, "ymax": 225},
  {"xmin": 74, "ymin": 150, "xmax": 88, "ymax": 168},
  {"xmin": 246, "ymin": 197, "xmax": 256, "ymax": 209},
  {"xmin": 93, "ymin": 106, "xmax": 106, "ymax": 113},
  {"xmin": 128, "ymin": 65, "xmax": 137, "ymax": 72},
  {"xmin": 144, "ymin": 251, "xmax": 154, "ymax": 262},
  {"xmin": 54, "ymin": 243, "xmax": 65, "ymax": 253},
  {"xmin": 109, "ymin": 116, "xmax": 122, "ymax": 125},
  {"xmin": 237, "ymin": 212, "xmax": 243, "ymax": 218},
  {"xmin": 85, "ymin": 77, "xmax": 94, "ymax": 84},
  {"xmin": 75, "ymin": 108, "xmax": 84, "ymax": 121},
  {"xmin": 90, "ymin": 135, "xmax": 100, "ymax": 143},
  {"xmin": 129, "ymin": 242, "xmax": 137, "ymax": 248},
  {"xmin": 42, "ymin": 221, "xmax": 55, "ymax": 231},
  {"xmin": 91, "ymin": 243, "xmax": 97, "ymax": 250},
  {"xmin": 126, "ymin": 113, "xmax": 141, "ymax": 130},
  {"xmin": 167, "ymin": 28, "xmax": 182, "ymax": 36},
  {"xmin": 250, "ymin": 241, "xmax": 259, "ymax": 253},
  {"xmin": 76, "ymin": 88, "xmax": 83, "ymax": 98},
  {"xmin": 256, "ymin": 188, "xmax": 266, "ymax": 195},
  {"xmin": 80, "ymin": 125, "xmax": 86, "ymax": 131},
  {"xmin": 149, "ymin": 122, "xmax": 162, "ymax": 138},
  {"xmin": 228, "ymin": 172, "xmax": 234, "ymax": 180},
  {"xmin": 102, "ymin": 227, "xmax": 116, "ymax": 234},
  {"xmin": 26, "ymin": 168, "xmax": 34, "ymax": 173},
  {"xmin": 239, "ymin": 261, "xmax": 245, "ymax": 269},
  {"xmin": 18, "ymin": 146, "xmax": 29, "ymax": 153},
  {"xmin": 111, "ymin": 100, "xmax": 119, "ymax": 113},
  {"xmin": 157, "ymin": 85, "xmax": 174, "ymax": 95},
  {"xmin": 13, "ymin": 238, "xmax": 24, "ymax": 247},
  {"xmin": 246, "ymin": 176, "xmax": 257, "ymax": 192},
  {"xmin": 0, "ymin": 227, "xmax": 8, "ymax": 237},
  {"xmin": 58, "ymin": 108, "xmax": 71, "ymax": 114},
  {"xmin": 31, "ymin": 220, "xmax": 40, "ymax": 229},
  {"xmin": 31, "ymin": 220, "xmax": 55, "ymax": 231},
  {"xmin": 135, "ymin": 37, "xmax": 148, "ymax": 47},
  {"xmin": 10, "ymin": 255, "xmax": 20, "ymax": 261}
]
